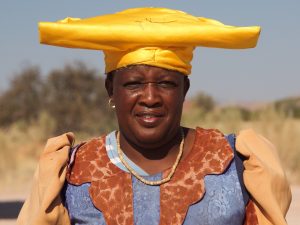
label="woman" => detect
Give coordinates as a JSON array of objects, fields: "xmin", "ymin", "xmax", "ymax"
[{"xmin": 17, "ymin": 7, "xmax": 291, "ymax": 225}]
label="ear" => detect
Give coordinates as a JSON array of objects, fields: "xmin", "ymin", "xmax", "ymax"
[
  {"xmin": 105, "ymin": 75, "xmax": 114, "ymax": 97},
  {"xmin": 183, "ymin": 76, "xmax": 190, "ymax": 97}
]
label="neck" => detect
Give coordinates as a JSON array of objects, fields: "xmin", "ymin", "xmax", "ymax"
[{"xmin": 119, "ymin": 128, "xmax": 183, "ymax": 161}]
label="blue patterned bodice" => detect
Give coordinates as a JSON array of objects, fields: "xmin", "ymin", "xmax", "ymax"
[{"xmin": 63, "ymin": 134, "xmax": 246, "ymax": 225}]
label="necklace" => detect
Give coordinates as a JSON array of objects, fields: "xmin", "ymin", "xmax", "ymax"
[{"xmin": 116, "ymin": 128, "xmax": 185, "ymax": 186}]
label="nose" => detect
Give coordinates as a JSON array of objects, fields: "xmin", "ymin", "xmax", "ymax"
[{"xmin": 138, "ymin": 83, "xmax": 162, "ymax": 107}]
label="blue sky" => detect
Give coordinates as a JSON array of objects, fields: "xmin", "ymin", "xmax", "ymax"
[{"xmin": 1, "ymin": 0, "xmax": 299, "ymax": 103}]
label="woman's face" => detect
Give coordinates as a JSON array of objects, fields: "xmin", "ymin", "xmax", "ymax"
[{"xmin": 106, "ymin": 65, "xmax": 189, "ymax": 149}]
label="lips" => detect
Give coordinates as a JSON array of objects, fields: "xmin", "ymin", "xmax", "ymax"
[{"xmin": 135, "ymin": 111, "xmax": 164, "ymax": 127}]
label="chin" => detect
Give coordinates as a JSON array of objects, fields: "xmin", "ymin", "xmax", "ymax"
[{"xmin": 132, "ymin": 125, "xmax": 176, "ymax": 147}]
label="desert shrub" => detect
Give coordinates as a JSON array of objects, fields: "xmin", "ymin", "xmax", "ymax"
[
  {"xmin": 0, "ymin": 62, "xmax": 117, "ymax": 136},
  {"xmin": 0, "ymin": 67, "xmax": 43, "ymax": 126},
  {"xmin": 192, "ymin": 91, "xmax": 216, "ymax": 113},
  {"xmin": 43, "ymin": 62, "xmax": 116, "ymax": 135},
  {"xmin": 274, "ymin": 97, "xmax": 300, "ymax": 118}
]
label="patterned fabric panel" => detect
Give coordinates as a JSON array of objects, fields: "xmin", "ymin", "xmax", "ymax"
[
  {"xmin": 243, "ymin": 200, "xmax": 259, "ymax": 225},
  {"xmin": 63, "ymin": 183, "xmax": 106, "ymax": 225},
  {"xmin": 159, "ymin": 128, "xmax": 234, "ymax": 225},
  {"xmin": 226, "ymin": 134, "xmax": 249, "ymax": 206},
  {"xmin": 132, "ymin": 174, "xmax": 161, "ymax": 225},
  {"xmin": 183, "ymin": 159, "xmax": 245, "ymax": 225},
  {"xmin": 63, "ymin": 160, "xmax": 244, "ymax": 225}
]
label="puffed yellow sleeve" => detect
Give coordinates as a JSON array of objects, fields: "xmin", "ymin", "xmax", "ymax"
[
  {"xmin": 16, "ymin": 133, "xmax": 74, "ymax": 225},
  {"xmin": 236, "ymin": 129, "xmax": 292, "ymax": 225}
]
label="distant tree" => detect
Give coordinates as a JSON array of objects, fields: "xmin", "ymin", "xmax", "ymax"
[
  {"xmin": 220, "ymin": 106, "xmax": 252, "ymax": 121},
  {"xmin": 43, "ymin": 62, "xmax": 116, "ymax": 134},
  {"xmin": 0, "ymin": 66, "xmax": 43, "ymax": 126},
  {"xmin": 193, "ymin": 92, "xmax": 216, "ymax": 113},
  {"xmin": 0, "ymin": 62, "xmax": 116, "ymax": 135},
  {"xmin": 274, "ymin": 97, "xmax": 300, "ymax": 118}
]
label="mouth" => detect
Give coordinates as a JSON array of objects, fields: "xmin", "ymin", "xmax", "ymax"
[{"xmin": 135, "ymin": 111, "xmax": 164, "ymax": 127}]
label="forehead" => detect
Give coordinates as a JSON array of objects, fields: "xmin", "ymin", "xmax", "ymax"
[{"xmin": 111, "ymin": 64, "xmax": 184, "ymax": 80}]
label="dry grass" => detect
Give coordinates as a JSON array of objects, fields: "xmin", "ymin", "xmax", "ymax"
[
  {"xmin": 0, "ymin": 112, "xmax": 55, "ymax": 193},
  {"xmin": 182, "ymin": 106, "xmax": 300, "ymax": 183}
]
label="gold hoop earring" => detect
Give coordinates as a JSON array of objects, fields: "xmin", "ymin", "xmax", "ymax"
[{"xmin": 108, "ymin": 98, "xmax": 116, "ymax": 109}]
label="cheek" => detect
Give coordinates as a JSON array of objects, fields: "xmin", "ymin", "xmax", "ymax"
[
  {"xmin": 114, "ymin": 90, "xmax": 138, "ymax": 115},
  {"xmin": 166, "ymin": 88, "xmax": 186, "ymax": 107},
  {"xmin": 163, "ymin": 93, "xmax": 185, "ymax": 120}
]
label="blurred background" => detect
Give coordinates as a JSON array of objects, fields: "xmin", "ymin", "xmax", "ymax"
[{"xmin": 0, "ymin": 1, "xmax": 299, "ymax": 224}]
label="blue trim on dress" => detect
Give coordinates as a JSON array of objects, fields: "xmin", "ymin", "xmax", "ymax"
[{"xmin": 106, "ymin": 131, "xmax": 149, "ymax": 176}]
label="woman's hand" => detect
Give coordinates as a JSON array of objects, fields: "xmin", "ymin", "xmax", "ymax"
[{"xmin": 17, "ymin": 132, "xmax": 74, "ymax": 225}]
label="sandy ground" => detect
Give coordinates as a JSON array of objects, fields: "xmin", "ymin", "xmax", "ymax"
[{"xmin": 1, "ymin": 185, "xmax": 299, "ymax": 225}]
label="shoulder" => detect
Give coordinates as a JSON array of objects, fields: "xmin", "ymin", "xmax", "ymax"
[
  {"xmin": 235, "ymin": 128, "xmax": 288, "ymax": 188},
  {"xmin": 184, "ymin": 127, "xmax": 234, "ymax": 171},
  {"xmin": 236, "ymin": 128, "xmax": 280, "ymax": 162},
  {"xmin": 184, "ymin": 127, "xmax": 234, "ymax": 156},
  {"xmin": 67, "ymin": 135, "xmax": 108, "ymax": 184},
  {"xmin": 71, "ymin": 135, "xmax": 106, "ymax": 161},
  {"xmin": 193, "ymin": 126, "xmax": 231, "ymax": 147}
]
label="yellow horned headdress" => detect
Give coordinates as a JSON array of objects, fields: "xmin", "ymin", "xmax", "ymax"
[{"xmin": 39, "ymin": 7, "xmax": 261, "ymax": 75}]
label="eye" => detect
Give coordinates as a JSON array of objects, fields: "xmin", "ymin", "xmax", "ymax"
[
  {"xmin": 123, "ymin": 81, "xmax": 143, "ymax": 90},
  {"xmin": 157, "ymin": 81, "xmax": 178, "ymax": 88}
]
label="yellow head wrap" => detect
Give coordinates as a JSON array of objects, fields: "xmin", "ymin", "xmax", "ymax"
[{"xmin": 39, "ymin": 7, "xmax": 261, "ymax": 75}]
